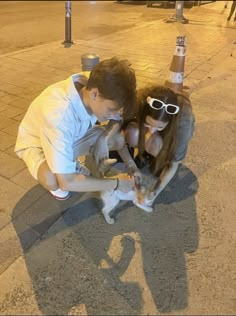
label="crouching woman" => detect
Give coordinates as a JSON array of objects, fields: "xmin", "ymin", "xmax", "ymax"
[{"xmin": 118, "ymin": 84, "xmax": 195, "ymax": 205}]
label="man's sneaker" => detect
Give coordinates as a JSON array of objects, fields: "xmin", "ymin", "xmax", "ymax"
[{"xmin": 50, "ymin": 188, "xmax": 70, "ymax": 200}]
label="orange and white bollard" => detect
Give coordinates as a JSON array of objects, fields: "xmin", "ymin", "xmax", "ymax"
[{"xmin": 164, "ymin": 35, "xmax": 186, "ymax": 93}]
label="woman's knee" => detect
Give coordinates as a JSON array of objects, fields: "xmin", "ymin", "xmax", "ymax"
[
  {"xmin": 125, "ymin": 124, "xmax": 139, "ymax": 148},
  {"xmin": 37, "ymin": 161, "xmax": 58, "ymax": 191},
  {"xmin": 145, "ymin": 133, "xmax": 163, "ymax": 157},
  {"xmin": 108, "ymin": 130, "xmax": 126, "ymax": 151}
]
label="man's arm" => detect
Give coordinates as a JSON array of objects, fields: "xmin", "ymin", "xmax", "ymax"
[
  {"xmin": 92, "ymin": 119, "xmax": 123, "ymax": 165},
  {"xmin": 92, "ymin": 119, "xmax": 142, "ymax": 178},
  {"xmin": 56, "ymin": 172, "xmax": 134, "ymax": 193}
]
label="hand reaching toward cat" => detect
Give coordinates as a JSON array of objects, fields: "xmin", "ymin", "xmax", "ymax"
[
  {"xmin": 125, "ymin": 159, "xmax": 140, "ymax": 176},
  {"xmin": 142, "ymin": 189, "xmax": 160, "ymax": 207}
]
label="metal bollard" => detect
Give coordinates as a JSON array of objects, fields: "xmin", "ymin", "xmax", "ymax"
[
  {"xmin": 166, "ymin": 1, "xmax": 189, "ymax": 24},
  {"xmin": 62, "ymin": 1, "xmax": 74, "ymax": 48},
  {"xmin": 81, "ymin": 53, "xmax": 100, "ymax": 71}
]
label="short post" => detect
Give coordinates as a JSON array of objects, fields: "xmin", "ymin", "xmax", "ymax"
[
  {"xmin": 166, "ymin": 1, "xmax": 189, "ymax": 24},
  {"xmin": 62, "ymin": 1, "xmax": 74, "ymax": 48},
  {"xmin": 81, "ymin": 53, "xmax": 100, "ymax": 71}
]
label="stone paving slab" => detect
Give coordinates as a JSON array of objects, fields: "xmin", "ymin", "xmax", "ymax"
[
  {"xmin": 0, "ymin": 210, "xmax": 11, "ymax": 232},
  {"xmin": 0, "ymin": 151, "xmax": 25, "ymax": 179},
  {"xmin": 0, "ymin": 219, "xmax": 40, "ymax": 275},
  {"xmin": 10, "ymin": 168, "xmax": 39, "ymax": 191},
  {"xmin": 0, "ymin": 176, "xmax": 26, "ymax": 215}
]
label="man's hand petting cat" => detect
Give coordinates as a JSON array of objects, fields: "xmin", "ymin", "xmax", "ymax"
[{"xmin": 116, "ymin": 173, "xmax": 135, "ymax": 193}]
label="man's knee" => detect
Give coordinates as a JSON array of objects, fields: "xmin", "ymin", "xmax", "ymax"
[{"xmin": 37, "ymin": 161, "xmax": 58, "ymax": 191}]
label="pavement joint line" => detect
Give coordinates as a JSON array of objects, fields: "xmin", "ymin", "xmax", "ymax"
[
  {"xmin": 0, "ymin": 254, "xmax": 25, "ymax": 277},
  {"xmin": 0, "ymin": 40, "xmax": 65, "ymax": 59}
]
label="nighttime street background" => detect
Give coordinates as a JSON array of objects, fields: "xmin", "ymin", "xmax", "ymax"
[{"xmin": 0, "ymin": 0, "xmax": 228, "ymax": 55}]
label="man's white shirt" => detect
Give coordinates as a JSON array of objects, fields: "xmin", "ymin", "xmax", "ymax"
[{"xmin": 15, "ymin": 74, "xmax": 97, "ymax": 174}]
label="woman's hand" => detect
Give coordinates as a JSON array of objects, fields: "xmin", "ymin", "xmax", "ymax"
[
  {"xmin": 125, "ymin": 159, "xmax": 140, "ymax": 176},
  {"xmin": 145, "ymin": 190, "xmax": 159, "ymax": 206}
]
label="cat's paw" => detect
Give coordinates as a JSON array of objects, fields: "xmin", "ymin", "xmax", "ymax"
[
  {"xmin": 133, "ymin": 201, "xmax": 153, "ymax": 213},
  {"xmin": 102, "ymin": 209, "xmax": 115, "ymax": 224},
  {"xmin": 104, "ymin": 215, "xmax": 115, "ymax": 224}
]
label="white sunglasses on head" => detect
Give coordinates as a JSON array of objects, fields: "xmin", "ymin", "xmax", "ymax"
[{"xmin": 146, "ymin": 96, "xmax": 180, "ymax": 115}]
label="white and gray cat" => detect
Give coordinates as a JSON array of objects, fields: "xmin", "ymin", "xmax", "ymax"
[
  {"xmin": 93, "ymin": 158, "xmax": 155, "ymax": 224},
  {"xmin": 100, "ymin": 186, "xmax": 153, "ymax": 224}
]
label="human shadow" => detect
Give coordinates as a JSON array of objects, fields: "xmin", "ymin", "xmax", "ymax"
[
  {"xmin": 64, "ymin": 164, "xmax": 199, "ymax": 313},
  {"xmin": 8, "ymin": 163, "xmax": 198, "ymax": 315}
]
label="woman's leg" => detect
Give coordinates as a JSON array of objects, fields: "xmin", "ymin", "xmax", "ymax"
[
  {"xmin": 145, "ymin": 132, "xmax": 163, "ymax": 157},
  {"xmin": 125, "ymin": 122, "xmax": 139, "ymax": 148}
]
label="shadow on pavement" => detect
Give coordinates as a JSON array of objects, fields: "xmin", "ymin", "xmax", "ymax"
[
  {"xmin": 11, "ymin": 162, "xmax": 199, "ymax": 314},
  {"xmin": 66, "ymin": 164, "xmax": 199, "ymax": 313}
]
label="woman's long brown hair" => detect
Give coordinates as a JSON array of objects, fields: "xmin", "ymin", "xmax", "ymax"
[{"xmin": 137, "ymin": 85, "xmax": 190, "ymax": 176}]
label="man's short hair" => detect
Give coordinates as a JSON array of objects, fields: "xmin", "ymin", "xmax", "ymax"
[{"xmin": 86, "ymin": 57, "xmax": 137, "ymax": 119}]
